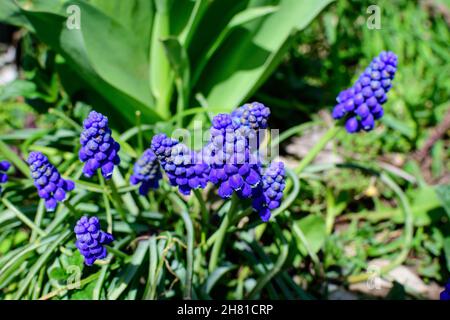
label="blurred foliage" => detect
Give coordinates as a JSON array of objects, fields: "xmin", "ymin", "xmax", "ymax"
[{"xmin": 0, "ymin": 0, "xmax": 333, "ymax": 128}]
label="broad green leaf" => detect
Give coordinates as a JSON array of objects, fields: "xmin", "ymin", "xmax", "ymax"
[
  {"xmin": 89, "ymin": 0, "xmax": 154, "ymax": 55},
  {"xmin": 73, "ymin": 1, "xmax": 154, "ymax": 108},
  {"xmin": 150, "ymin": 0, "xmax": 173, "ymax": 118},
  {"xmin": 4, "ymin": 2, "xmax": 163, "ymax": 124},
  {"xmin": 0, "ymin": 0, "xmax": 34, "ymax": 30},
  {"xmin": 200, "ymin": 0, "xmax": 333, "ymax": 110}
]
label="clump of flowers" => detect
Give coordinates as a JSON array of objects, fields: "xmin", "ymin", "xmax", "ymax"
[
  {"xmin": 207, "ymin": 114, "xmax": 262, "ymax": 199},
  {"xmin": 74, "ymin": 215, "xmax": 114, "ymax": 266},
  {"xmin": 252, "ymin": 161, "xmax": 286, "ymax": 222},
  {"xmin": 27, "ymin": 151, "xmax": 75, "ymax": 211},
  {"xmin": 231, "ymin": 101, "xmax": 271, "ymax": 130},
  {"xmin": 0, "ymin": 160, "xmax": 11, "ymax": 194},
  {"xmin": 441, "ymin": 280, "xmax": 450, "ymax": 300},
  {"xmin": 79, "ymin": 111, "xmax": 121, "ymax": 179},
  {"xmin": 130, "ymin": 148, "xmax": 162, "ymax": 195},
  {"xmin": 151, "ymin": 133, "xmax": 209, "ymax": 195},
  {"xmin": 332, "ymin": 51, "xmax": 398, "ymax": 133}
]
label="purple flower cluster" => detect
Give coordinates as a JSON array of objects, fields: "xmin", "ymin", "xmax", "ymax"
[
  {"xmin": 74, "ymin": 216, "xmax": 114, "ymax": 266},
  {"xmin": 151, "ymin": 133, "xmax": 209, "ymax": 195},
  {"xmin": 79, "ymin": 111, "xmax": 120, "ymax": 179},
  {"xmin": 28, "ymin": 151, "xmax": 75, "ymax": 211},
  {"xmin": 0, "ymin": 160, "xmax": 11, "ymax": 192},
  {"xmin": 441, "ymin": 280, "xmax": 450, "ymax": 300},
  {"xmin": 231, "ymin": 101, "xmax": 271, "ymax": 130},
  {"xmin": 130, "ymin": 148, "xmax": 162, "ymax": 196},
  {"xmin": 207, "ymin": 114, "xmax": 262, "ymax": 199},
  {"xmin": 0, "ymin": 160, "xmax": 10, "ymax": 193},
  {"xmin": 332, "ymin": 51, "xmax": 398, "ymax": 133},
  {"xmin": 252, "ymin": 162, "xmax": 286, "ymax": 222}
]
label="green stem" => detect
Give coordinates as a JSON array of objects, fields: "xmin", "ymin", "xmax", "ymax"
[
  {"xmin": 248, "ymin": 224, "xmax": 289, "ymax": 299},
  {"xmin": 208, "ymin": 194, "xmax": 239, "ymax": 273},
  {"xmin": 104, "ymin": 245, "xmax": 130, "ymax": 261},
  {"xmin": 175, "ymin": 78, "xmax": 185, "ymax": 128},
  {"xmin": 177, "ymin": 209, "xmax": 195, "ymax": 299},
  {"xmin": 64, "ymin": 201, "xmax": 81, "ymax": 218},
  {"xmin": 271, "ymin": 121, "xmax": 319, "ymax": 149},
  {"xmin": 136, "ymin": 111, "xmax": 143, "ymax": 155},
  {"xmin": 98, "ymin": 173, "xmax": 113, "ymax": 233},
  {"xmin": 295, "ymin": 125, "xmax": 341, "ymax": 174},
  {"xmin": 193, "ymin": 189, "xmax": 208, "ymax": 228},
  {"xmin": 30, "ymin": 199, "xmax": 45, "ymax": 242},
  {"xmin": 0, "ymin": 139, "xmax": 29, "ymax": 177},
  {"xmin": 107, "ymin": 178, "xmax": 127, "ymax": 223},
  {"xmin": 93, "ymin": 264, "xmax": 109, "ymax": 300},
  {"xmin": 2, "ymin": 198, "xmax": 46, "ymax": 237},
  {"xmin": 168, "ymin": 194, "xmax": 194, "ymax": 299},
  {"xmin": 48, "ymin": 108, "xmax": 82, "ymax": 132},
  {"xmin": 292, "ymin": 223, "xmax": 323, "ymax": 277},
  {"xmin": 284, "ymin": 125, "xmax": 340, "ymax": 193}
]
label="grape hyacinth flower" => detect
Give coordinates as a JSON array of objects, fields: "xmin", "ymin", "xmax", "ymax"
[
  {"xmin": 441, "ymin": 280, "xmax": 450, "ymax": 300},
  {"xmin": 151, "ymin": 133, "xmax": 209, "ymax": 195},
  {"xmin": 0, "ymin": 160, "xmax": 11, "ymax": 194},
  {"xmin": 130, "ymin": 148, "xmax": 162, "ymax": 196},
  {"xmin": 231, "ymin": 101, "xmax": 271, "ymax": 130},
  {"xmin": 332, "ymin": 51, "xmax": 398, "ymax": 133},
  {"xmin": 207, "ymin": 114, "xmax": 262, "ymax": 199},
  {"xmin": 252, "ymin": 161, "xmax": 286, "ymax": 222},
  {"xmin": 74, "ymin": 216, "xmax": 114, "ymax": 266},
  {"xmin": 28, "ymin": 151, "xmax": 75, "ymax": 211},
  {"xmin": 79, "ymin": 111, "xmax": 120, "ymax": 179}
]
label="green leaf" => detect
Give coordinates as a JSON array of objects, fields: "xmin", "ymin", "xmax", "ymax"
[
  {"xmin": 295, "ymin": 214, "xmax": 326, "ymax": 255},
  {"xmin": 15, "ymin": 230, "xmax": 70, "ymax": 299},
  {"xmin": 150, "ymin": 0, "xmax": 173, "ymax": 118},
  {"xmin": 107, "ymin": 239, "xmax": 149, "ymax": 300},
  {"xmin": 0, "ymin": 0, "xmax": 33, "ymax": 29},
  {"xmin": 89, "ymin": 0, "xmax": 154, "ymax": 54},
  {"xmin": 72, "ymin": 1, "xmax": 154, "ymax": 107},
  {"xmin": 14, "ymin": 4, "xmax": 162, "ymax": 124},
  {"xmin": 435, "ymin": 184, "xmax": 450, "ymax": 219},
  {"xmin": 444, "ymin": 238, "xmax": 450, "ymax": 272},
  {"xmin": 0, "ymin": 80, "xmax": 40, "ymax": 101},
  {"xmin": 161, "ymin": 37, "xmax": 190, "ymax": 84},
  {"xmin": 202, "ymin": 263, "xmax": 236, "ymax": 296},
  {"xmin": 199, "ymin": 0, "xmax": 333, "ymax": 110},
  {"xmin": 228, "ymin": 6, "xmax": 279, "ymax": 29}
]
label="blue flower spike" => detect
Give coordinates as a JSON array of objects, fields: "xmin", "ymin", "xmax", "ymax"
[
  {"xmin": 231, "ymin": 101, "xmax": 271, "ymax": 130},
  {"xmin": 79, "ymin": 111, "xmax": 121, "ymax": 179},
  {"xmin": 252, "ymin": 161, "xmax": 286, "ymax": 222},
  {"xmin": 74, "ymin": 215, "xmax": 114, "ymax": 266},
  {"xmin": 332, "ymin": 51, "xmax": 398, "ymax": 133},
  {"xmin": 151, "ymin": 133, "xmax": 209, "ymax": 196},
  {"xmin": 441, "ymin": 280, "xmax": 450, "ymax": 301},
  {"xmin": 27, "ymin": 152, "xmax": 75, "ymax": 211},
  {"xmin": 0, "ymin": 160, "xmax": 11, "ymax": 194},
  {"xmin": 130, "ymin": 148, "xmax": 162, "ymax": 196},
  {"xmin": 207, "ymin": 113, "xmax": 262, "ymax": 199}
]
